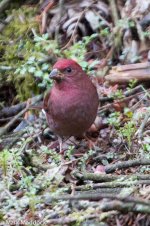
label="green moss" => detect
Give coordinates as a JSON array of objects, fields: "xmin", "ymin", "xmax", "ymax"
[
  {"xmin": 0, "ymin": 5, "xmax": 100, "ymax": 102},
  {"xmin": 0, "ymin": 5, "xmax": 39, "ymax": 101}
]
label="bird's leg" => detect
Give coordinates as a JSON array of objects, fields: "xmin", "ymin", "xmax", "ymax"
[
  {"xmin": 58, "ymin": 136, "xmax": 71, "ymax": 153},
  {"xmin": 84, "ymin": 134, "xmax": 96, "ymax": 150},
  {"xmin": 58, "ymin": 136, "xmax": 73, "ymax": 163},
  {"xmin": 58, "ymin": 136, "xmax": 66, "ymax": 163},
  {"xmin": 58, "ymin": 136, "xmax": 63, "ymax": 154}
]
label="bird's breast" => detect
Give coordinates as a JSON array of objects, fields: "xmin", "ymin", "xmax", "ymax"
[
  {"xmin": 46, "ymin": 83, "xmax": 98, "ymax": 136},
  {"xmin": 51, "ymin": 90, "xmax": 86, "ymax": 117}
]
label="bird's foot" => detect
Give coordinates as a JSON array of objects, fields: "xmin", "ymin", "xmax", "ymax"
[{"xmin": 85, "ymin": 136, "xmax": 96, "ymax": 150}]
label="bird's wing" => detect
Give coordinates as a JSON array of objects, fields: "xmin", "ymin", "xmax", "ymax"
[{"xmin": 43, "ymin": 91, "xmax": 51, "ymax": 114}]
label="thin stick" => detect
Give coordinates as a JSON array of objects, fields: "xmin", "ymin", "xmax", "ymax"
[
  {"xmin": 61, "ymin": 8, "xmax": 88, "ymax": 50},
  {"xmin": 0, "ymin": 0, "xmax": 11, "ymax": 14},
  {"xmin": 77, "ymin": 180, "xmax": 150, "ymax": 189},
  {"xmin": 75, "ymin": 172, "xmax": 150, "ymax": 182},
  {"xmin": 0, "ymin": 15, "xmax": 13, "ymax": 32},
  {"xmin": 105, "ymin": 158, "xmax": 150, "ymax": 173},
  {"xmin": 0, "ymin": 95, "xmax": 42, "ymax": 137},
  {"xmin": 108, "ymin": 0, "xmax": 119, "ymax": 26},
  {"xmin": 48, "ymin": 193, "xmax": 150, "ymax": 206},
  {"xmin": 99, "ymin": 88, "xmax": 150, "ymax": 113},
  {"xmin": 137, "ymin": 110, "xmax": 150, "ymax": 139}
]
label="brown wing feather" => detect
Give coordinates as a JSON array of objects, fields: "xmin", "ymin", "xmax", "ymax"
[{"xmin": 43, "ymin": 91, "xmax": 51, "ymax": 113}]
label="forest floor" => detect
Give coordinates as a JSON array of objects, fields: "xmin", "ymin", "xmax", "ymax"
[{"xmin": 0, "ymin": 0, "xmax": 150, "ymax": 225}]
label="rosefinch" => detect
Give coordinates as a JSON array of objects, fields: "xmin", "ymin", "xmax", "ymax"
[{"xmin": 43, "ymin": 59, "xmax": 99, "ymax": 151}]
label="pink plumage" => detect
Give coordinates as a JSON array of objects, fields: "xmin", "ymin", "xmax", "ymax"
[{"xmin": 43, "ymin": 59, "xmax": 99, "ymax": 138}]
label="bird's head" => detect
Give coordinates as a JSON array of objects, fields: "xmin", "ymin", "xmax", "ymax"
[{"xmin": 49, "ymin": 59, "xmax": 85, "ymax": 83}]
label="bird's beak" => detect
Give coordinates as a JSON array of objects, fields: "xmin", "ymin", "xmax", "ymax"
[{"xmin": 49, "ymin": 68, "xmax": 64, "ymax": 81}]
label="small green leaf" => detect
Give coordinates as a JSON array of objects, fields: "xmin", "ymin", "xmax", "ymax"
[
  {"xmin": 27, "ymin": 56, "xmax": 36, "ymax": 64},
  {"xmin": 35, "ymin": 70, "xmax": 43, "ymax": 77},
  {"xmin": 28, "ymin": 66, "xmax": 36, "ymax": 73},
  {"xmin": 42, "ymin": 63, "xmax": 49, "ymax": 71},
  {"xmin": 89, "ymin": 60, "xmax": 99, "ymax": 69},
  {"xmin": 42, "ymin": 33, "xmax": 49, "ymax": 40},
  {"xmin": 20, "ymin": 67, "xmax": 27, "ymax": 75},
  {"xmin": 15, "ymin": 68, "xmax": 20, "ymax": 74},
  {"xmin": 79, "ymin": 61, "xmax": 88, "ymax": 68}
]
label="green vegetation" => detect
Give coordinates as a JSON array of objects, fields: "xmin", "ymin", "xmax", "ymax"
[
  {"xmin": 1, "ymin": 8, "xmax": 99, "ymax": 101},
  {"xmin": 0, "ymin": 1, "xmax": 150, "ymax": 224}
]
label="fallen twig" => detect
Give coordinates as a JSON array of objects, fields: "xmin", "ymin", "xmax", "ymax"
[
  {"xmin": 0, "ymin": 130, "xmax": 25, "ymax": 149},
  {"xmin": 99, "ymin": 85, "xmax": 144, "ymax": 102},
  {"xmin": 75, "ymin": 172, "xmax": 150, "ymax": 182},
  {"xmin": 99, "ymin": 88, "xmax": 150, "ymax": 114},
  {"xmin": 108, "ymin": 0, "xmax": 119, "ymax": 26},
  {"xmin": 0, "ymin": 117, "xmax": 22, "ymax": 123},
  {"xmin": 0, "ymin": 102, "xmax": 26, "ymax": 119},
  {"xmin": 0, "ymin": 107, "xmax": 28, "ymax": 137},
  {"xmin": 105, "ymin": 62, "xmax": 150, "ymax": 84},
  {"xmin": 77, "ymin": 180, "xmax": 150, "ymax": 189},
  {"xmin": 75, "ymin": 187, "xmax": 122, "ymax": 194},
  {"xmin": 101, "ymin": 200, "xmax": 150, "ymax": 214},
  {"xmin": 48, "ymin": 193, "xmax": 150, "ymax": 206},
  {"xmin": 105, "ymin": 158, "xmax": 150, "ymax": 173},
  {"xmin": 136, "ymin": 110, "xmax": 150, "ymax": 139},
  {"xmin": 124, "ymin": 85, "xmax": 145, "ymax": 97},
  {"xmin": 45, "ymin": 214, "xmax": 100, "ymax": 225},
  {"xmin": 43, "ymin": 193, "xmax": 150, "ymax": 216},
  {"xmin": 0, "ymin": 95, "xmax": 42, "ymax": 137},
  {"xmin": 0, "ymin": 15, "xmax": 13, "ymax": 32},
  {"xmin": 61, "ymin": 7, "xmax": 88, "ymax": 50},
  {"xmin": 0, "ymin": 0, "xmax": 11, "ymax": 14},
  {"xmin": 41, "ymin": 1, "xmax": 55, "ymax": 34}
]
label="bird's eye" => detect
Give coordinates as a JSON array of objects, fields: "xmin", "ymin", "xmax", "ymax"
[{"xmin": 66, "ymin": 67, "xmax": 72, "ymax": 73}]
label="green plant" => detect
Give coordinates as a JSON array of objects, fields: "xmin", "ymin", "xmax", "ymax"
[
  {"xmin": 78, "ymin": 149, "xmax": 95, "ymax": 170},
  {"xmin": 0, "ymin": 147, "xmax": 24, "ymax": 192},
  {"xmin": 100, "ymin": 27, "xmax": 110, "ymax": 37},
  {"xmin": 127, "ymin": 79, "xmax": 138, "ymax": 90},
  {"xmin": 124, "ymin": 107, "xmax": 133, "ymax": 118},
  {"xmin": 119, "ymin": 121, "xmax": 136, "ymax": 147},
  {"xmin": 20, "ymin": 175, "xmax": 39, "ymax": 213},
  {"xmin": 64, "ymin": 34, "xmax": 99, "ymax": 73},
  {"xmin": 142, "ymin": 31, "xmax": 150, "ymax": 38},
  {"xmin": 65, "ymin": 145, "xmax": 75, "ymax": 160},
  {"xmin": 1, "ymin": 12, "xmax": 101, "ymax": 101},
  {"xmin": 0, "ymin": 149, "xmax": 10, "ymax": 176},
  {"xmin": 0, "ymin": 148, "xmax": 23, "ymax": 177},
  {"xmin": 140, "ymin": 137, "xmax": 150, "ymax": 157},
  {"xmin": 0, "ymin": 6, "xmax": 39, "ymax": 100},
  {"xmin": 14, "ymin": 32, "xmax": 100, "ymax": 100},
  {"xmin": 107, "ymin": 112, "xmax": 122, "ymax": 128},
  {"xmin": 14, "ymin": 33, "xmax": 60, "ymax": 92},
  {"xmin": 39, "ymin": 145, "xmax": 61, "ymax": 164},
  {"xmin": 112, "ymin": 89, "xmax": 124, "ymax": 99}
]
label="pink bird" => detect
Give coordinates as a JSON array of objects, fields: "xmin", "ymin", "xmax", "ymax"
[{"xmin": 43, "ymin": 59, "xmax": 99, "ymax": 151}]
